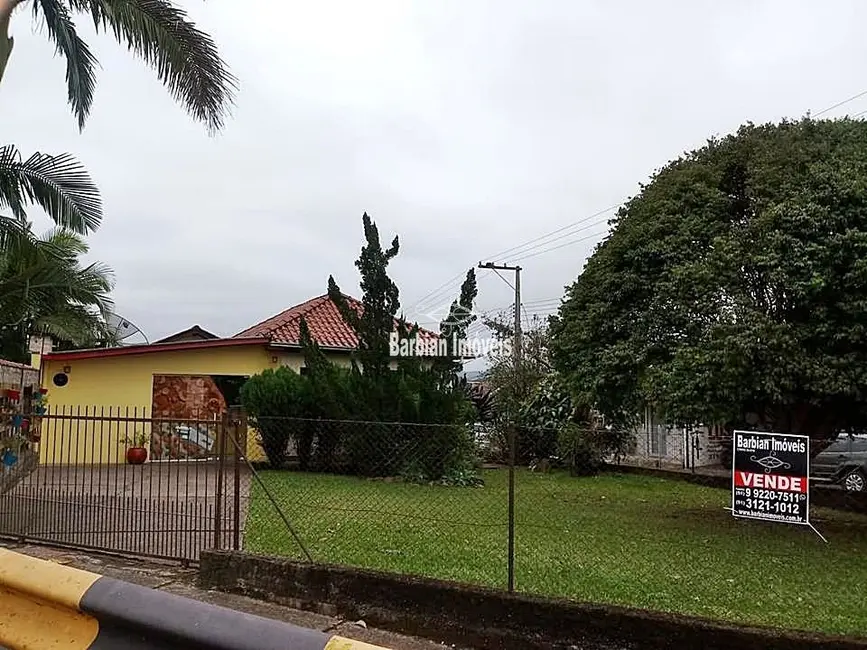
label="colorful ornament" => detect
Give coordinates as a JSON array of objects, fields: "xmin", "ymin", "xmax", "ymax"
[{"xmin": 1, "ymin": 449, "xmax": 17, "ymax": 467}]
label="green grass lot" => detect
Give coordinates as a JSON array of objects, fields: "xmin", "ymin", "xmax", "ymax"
[{"xmin": 245, "ymin": 469, "xmax": 867, "ymax": 636}]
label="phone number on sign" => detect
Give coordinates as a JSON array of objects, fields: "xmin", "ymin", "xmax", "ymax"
[
  {"xmin": 739, "ymin": 498, "xmax": 802, "ymax": 515},
  {"xmin": 737, "ymin": 488, "xmax": 802, "ymax": 502}
]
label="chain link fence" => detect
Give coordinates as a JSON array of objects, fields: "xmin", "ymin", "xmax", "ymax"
[
  {"xmin": 241, "ymin": 416, "xmax": 867, "ymax": 636},
  {"xmin": 242, "ymin": 416, "xmax": 509, "ymax": 588}
]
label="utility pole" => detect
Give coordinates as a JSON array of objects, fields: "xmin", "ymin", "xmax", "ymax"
[
  {"xmin": 477, "ymin": 262, "xmax": 522, "ymax": 370},
  {"xmin": 478, "ymin": 260, "xmax": 521, "ymax": 593}
]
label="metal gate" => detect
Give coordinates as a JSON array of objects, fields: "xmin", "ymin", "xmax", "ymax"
[{"xmin": 0, "ymin": 407, "xmax": 250, "ymax": 563}]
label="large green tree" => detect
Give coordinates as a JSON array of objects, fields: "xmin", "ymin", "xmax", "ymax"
[
  {"xmin": 0, "ymin": 0, "xmax": 236, "ymax": 131},
  {"xmin": 432, "ymin": 268, "xmax": 478, "ymax": 387},
  {"xmin": 549, "ymin": 118, "xmax": 867, "ymax": 439},
  {"xmin": 243, "ymin": 213, "xmax": 479, "ymax": 479},
  {"xmin": 328, "ymin": 212, "xmax": 400, "ymax": 382}
]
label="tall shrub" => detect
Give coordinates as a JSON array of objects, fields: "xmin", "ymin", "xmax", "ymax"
[{"xmin": 239, "ymin": 366, "xmax": 308, "ymax": 468}]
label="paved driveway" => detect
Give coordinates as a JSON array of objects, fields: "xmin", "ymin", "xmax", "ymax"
[{"xmin": 0, "ymin": 460, "xmax": 250, "ymax": 562}]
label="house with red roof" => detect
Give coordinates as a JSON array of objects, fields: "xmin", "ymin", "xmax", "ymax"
[{"xmin": 36, "ymin": 294, "xmax": 440, "ymax": 464}]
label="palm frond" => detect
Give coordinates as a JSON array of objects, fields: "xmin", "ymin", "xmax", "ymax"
[
  {"xmin": 0, "ymin": 2, "xmax": 16, "ymax": 85},
  {"xmin": 71, "ymin": 0, "xmax": 237, "ymax": 133},
  {"xmin": 40, "ymin": 226, "xmax": 90, "ymax": 257},
  {"xmin": 0, "ymin": 221, "xmax": 113, "ymax": 343},
  {"xmin": 0, "ymin": 214, "xmax": 35, "ymax": 255},
  {"xmin": 36, "ymin": 304, "xmax": 108, "ymax": 345},
  {"xmin": 32, "ymin": 0, "xmax": 98, "ymax": 129},
  {"xmin": 0, "ymin": 144, "xmax": 102, "ymax": 233}
]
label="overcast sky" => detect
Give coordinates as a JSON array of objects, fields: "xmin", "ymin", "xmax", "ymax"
[{"xmin": 4, "ymin": 0, "xmax": 867, "ymax": 344}]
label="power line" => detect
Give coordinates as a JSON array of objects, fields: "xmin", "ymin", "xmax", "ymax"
[
  {"xmin": 813, "ymin": 89, "xmax": 867, "ymax": 118},
  {"xmin": 491, "ymin": 218, "xmax": 611, "ymax": 262},
  {"xmin": 417, "ymin": 86, "xmax": 867, "ymax": 319},
  {"xmin": 408, "ymin": 206, "xmax": 618, "ymax": 317},
  {"xmin": 407, "ymin": 270, "xmax": 469, "ymax": 313},
  {"xmin": 483, "ymin": 204, "xmax": 619, "ymax": 261},
  {"xmin": 407, "ymin": 268, "xmax": 494, "ymax": 320},
  {"xmin": 511, "ymin": 229, "xmax": 609, "ymax": 262}
]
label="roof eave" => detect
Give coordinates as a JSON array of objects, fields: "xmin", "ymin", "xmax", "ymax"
[
  {"xmin": 267, "ymin": 342, "xmax": 357, "ymax": 353},
  {"xmin": 42, "ymin": 337, "xmax": 271, "ymax": 362}
]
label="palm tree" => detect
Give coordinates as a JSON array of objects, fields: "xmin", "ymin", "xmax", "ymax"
[
  {"xmin": 0, "ymin": 220, "xmax": 115, "ymax": 361},
  {"xmin": 0, "ymin": 142, "xmax": 107, "ymax": 360},
  {"xmin": 0, "ymin": 0, "xmax": 236, "ymax": 132}
]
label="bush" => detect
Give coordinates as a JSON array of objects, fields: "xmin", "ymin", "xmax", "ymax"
[
  {"xmin": 558, "ymin": 423, "xmax": 606, "ymax": 476},
  {"xmin": 239, "ymin": 367, "xmax": 308, "ymax": 468},
  {"xmin": 557, "ymin": 423, "xmax": 635, "ymax": 476},
  {"xmin": 240, "ymin": 361, "xmax": 479, "ymax": 482},
  {"xmin": 337, "ymin": 369, "xmax": 478, "ymax": 480}
]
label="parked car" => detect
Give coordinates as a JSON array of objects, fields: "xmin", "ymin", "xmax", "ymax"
[{"xmin": 812, "ymin": 434, "xmax": 867, "ymax": 492}]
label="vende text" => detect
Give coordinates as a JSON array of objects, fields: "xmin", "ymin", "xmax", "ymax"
[{"xmin": 734, "ymin": 471, "xmax": 807, "ymax": 493}]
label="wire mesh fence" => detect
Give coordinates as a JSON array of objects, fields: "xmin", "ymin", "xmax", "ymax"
[
  {"xmin": 3, "ymin": 405, "xmax": 867, "ymax": 634},
  {"xmin": 242, "ymin": 416, "xmax": 509, "ymax": 589},
  {"xmin": 243, "ymin": 417, "xmax": 867, "ymax": 635}
]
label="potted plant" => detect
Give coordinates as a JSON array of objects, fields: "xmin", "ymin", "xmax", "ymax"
[
  {"xmin": 4, "ymin": 388, "xmax": 20, "ymax": 401},
  {"xmin": 122, "ymin": 431, "xmax": 149, "ymax": 465}
]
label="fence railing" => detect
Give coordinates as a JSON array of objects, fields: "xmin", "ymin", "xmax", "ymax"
[{"xmin": 0, "ymin": 406, "xmax": 248, "ymax": 562}]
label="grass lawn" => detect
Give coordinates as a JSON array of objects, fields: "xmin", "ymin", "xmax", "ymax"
[{"xmin": 245, "ymin": 469, "xmax": 867, "ymax": 636}]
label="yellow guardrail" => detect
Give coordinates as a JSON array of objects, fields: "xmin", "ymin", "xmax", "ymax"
[{"xmin": 0, "ymin": 548, "xmax": 387, "ymax": 650}]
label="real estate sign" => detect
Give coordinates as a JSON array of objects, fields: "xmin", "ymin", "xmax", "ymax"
[{"xmin": 731, "ymin": 430, "xmax": 810, "ymax": 525}]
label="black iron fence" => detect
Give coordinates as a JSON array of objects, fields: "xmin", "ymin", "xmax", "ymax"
[{"xmin": 0, "ymin": 406, "xmax": 248, "ymax": 563}]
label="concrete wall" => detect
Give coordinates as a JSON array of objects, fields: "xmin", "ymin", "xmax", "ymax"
[
  {"xmin": 0, "ymin": 360, "xmax": 38, "ymax": 390},
  {"xmin": 199, "ymin": 550, "xmax": 867, "ymax": 650}
]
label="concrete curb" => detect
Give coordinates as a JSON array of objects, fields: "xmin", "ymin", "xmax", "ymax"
[
  {"xmin": 0, "ymin": 548, "xmax": 387, "ymax": 650},
  {"xmin": 200, "ymin": 550, "xmax": 867, "ymax": 650}
]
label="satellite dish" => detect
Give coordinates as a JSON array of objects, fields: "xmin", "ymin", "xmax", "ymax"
[{"xmin": 104, "ymin": 312, "xmax": 149, "ymax": 346}]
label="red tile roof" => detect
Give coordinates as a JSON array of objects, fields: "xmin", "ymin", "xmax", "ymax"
[{"xmin": 234, "ymin": 293, "xmax": 438, "ymax": 349}]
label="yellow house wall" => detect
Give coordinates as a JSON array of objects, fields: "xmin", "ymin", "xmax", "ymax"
[
  {"xmin": 38, "ymin": 346, "xmax": 355, "ymax": 465},
  {"xmin": 40, "ymin": 345, "xmax": 280, "ymax": 464}
]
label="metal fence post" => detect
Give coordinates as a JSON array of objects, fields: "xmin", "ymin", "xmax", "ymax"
[
  {"xmin": 232, "ymin": 409, "xmax": 246, "ymax": 551},
  {"xmin": 214, "ymin": 412, "xmax": 228, "ymax": 551},
  {"xmin": 507, "ymin": 423, "xmax": 516, "ymax": 593}
]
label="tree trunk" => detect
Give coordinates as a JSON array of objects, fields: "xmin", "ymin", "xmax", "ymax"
[{"xmin": 0, "ymin": 0, "xmax": 20, "ymax": 86}]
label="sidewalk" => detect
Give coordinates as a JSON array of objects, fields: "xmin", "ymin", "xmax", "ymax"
[{"xmin": 0, "ymin": 541, "xmax": 466, "ymax": 650}]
